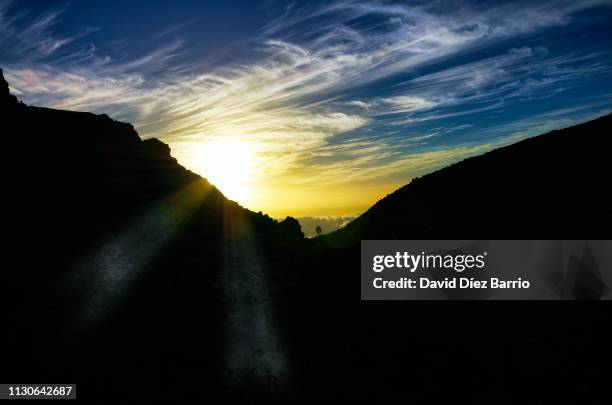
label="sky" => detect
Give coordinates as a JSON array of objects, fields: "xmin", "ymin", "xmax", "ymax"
[{"xmin": 1, "ymin": 0, "xmax": 612, "ymax": 217}]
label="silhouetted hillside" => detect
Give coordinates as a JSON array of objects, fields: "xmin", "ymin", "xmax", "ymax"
[
  {"xmin": 284, "ymin": 108, "xmax": 612, "ymax": 403},
  {"xmin": 323, "ymin": 113, "xmax": 612, "ymax": 245},
  {"xmin": 2, "ymin": 68, "xmax": 611, "ymax": 403},
  {"xmin": 2, "ymin": 68, "xmax": 306, "ymax": 402}
]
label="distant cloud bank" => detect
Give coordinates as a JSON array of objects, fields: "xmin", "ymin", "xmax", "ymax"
[{"xmin": 296, "ymin": 216, "xmax": 356, "ymax": 238}]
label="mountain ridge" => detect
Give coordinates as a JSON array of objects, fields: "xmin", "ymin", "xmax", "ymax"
[
  {"xmin": 1, "ymin": 67, "xmax": 304, "ymax": 238},
  {"xmin": 3, "ymin": 67, "xmax": 612, "ymax": 403},
  {"xmin": 323, "ymin": 111, "xmax": 612, "ymax": 245},
  {"xmin": 3, "ymin": 67, "xmax": 307, "ymax": 401}
]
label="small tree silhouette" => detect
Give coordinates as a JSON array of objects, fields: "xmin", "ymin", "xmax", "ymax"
[{"xmin": 315, "ymin": 225, "xmax": 322, "ymax": 236}]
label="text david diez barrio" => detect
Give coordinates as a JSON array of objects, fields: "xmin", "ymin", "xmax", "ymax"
[{"xmin": 372, "ymin": 251, "xmax": 530, "ymax": 289}]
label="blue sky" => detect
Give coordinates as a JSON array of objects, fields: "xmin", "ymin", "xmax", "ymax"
[{"xmin": 1, "ymin": 0, "xmax": 612, "ymax": 216}]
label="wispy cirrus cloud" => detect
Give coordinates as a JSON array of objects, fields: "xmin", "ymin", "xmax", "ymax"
[
  {"xmin": 2, "ymin": 0, "xmax": 612, "ymax": 215},
  {"xmin": 0, "ymin": 1, "xmax": 102, "ymax": 62}
]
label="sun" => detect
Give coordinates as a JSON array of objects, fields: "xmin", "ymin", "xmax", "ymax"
[{"xmin": 197, "ymin": 140, "xmax": 255, "ymax": 204}]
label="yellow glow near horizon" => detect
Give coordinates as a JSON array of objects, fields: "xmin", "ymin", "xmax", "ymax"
[
  {"xmin": 173, "ymin": 136, "xmax": 493, "ymax": 219},
  {"xmin": 196, "ymin": 140, "xmax": 255, "ymax": 204}
]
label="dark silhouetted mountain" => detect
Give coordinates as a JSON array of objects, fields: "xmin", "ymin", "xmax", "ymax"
[
  {"xmin": 275, "ymin": 111, "xmax": 612, "ymax": 404},
  {"xmin": 1, "ymin": 67, "xmax": 19, "ymax": 107},
  {"xmin": 2, "ymin": 68, "xmax": 611, "ymax": 403},
  {"xmin": 322, "ymin": 113, "xmax": 612, "ymax": 245},
  {"xmin": 1, "ymin": 68, "xmax": 306, "ymax": 402}
]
